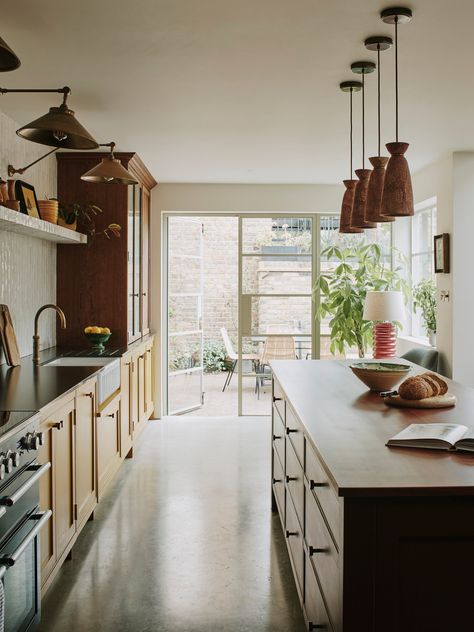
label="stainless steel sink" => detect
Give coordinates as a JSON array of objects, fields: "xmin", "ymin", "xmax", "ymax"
[{"xmin": 43, "ymin": 357, "xmax": 120, "ymax": 404}]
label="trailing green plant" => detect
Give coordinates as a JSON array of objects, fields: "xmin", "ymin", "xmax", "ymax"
[
  {"xmin": 203, "ymin": 342, "xmax": 227, "ymax": 373},
  {"xmin": 313, "ymin": 243, "xmax": 409, "ymax": 358},
  {"xmin": 412, "ymin": 278, "xmax": 437, "ymax": 334},
  {"xmin": 59, "ymin": 202, "xmax": 121, "ymax": 241}
]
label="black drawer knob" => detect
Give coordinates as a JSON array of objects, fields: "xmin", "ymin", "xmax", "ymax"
[
  {"xmin": 272, "ymin": 477, "xmax": 282, "ymax": 484},
  {"xmin": 309, "ymin": 545, "xmax": 328, "ymax": 556},
  {"xmin": 286, "ymin": 475, "xmax": 297, "ymax": 483},
  {"xmin": 310, "ymin": 480, "xmax": 328, "ymax": 490},
  {"xmin": 286, "ymin": 427, "xmax": 298, "ymax": 435},
  {"xmin": 272, "ymin": 434, "xmax": 282, "ymax": 441},
  {"xmin": 309, "ymin": 624, "xmax": 327, "ymax": 630},
  {"xmin": 285, "ymin": 530, "xmax": 298, "ymax": 538}
]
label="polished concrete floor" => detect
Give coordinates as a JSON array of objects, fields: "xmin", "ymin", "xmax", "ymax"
[{"xmin": 39, "ymin": 417, "xmax": 305, "ymax": 632}]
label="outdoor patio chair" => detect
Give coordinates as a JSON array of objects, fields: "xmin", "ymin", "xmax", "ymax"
[
  {"xmin": 220, "ymin": 327, "xmax": 261, "ymax": 394},
  {"xmin": 258, "ymin": 335, "xmax": 297, "ymax": 387}
]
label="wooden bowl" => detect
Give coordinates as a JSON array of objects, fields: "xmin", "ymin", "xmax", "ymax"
[{"xmin": 349, "ymin": 362, "xmax": 412, "ymax": 392}]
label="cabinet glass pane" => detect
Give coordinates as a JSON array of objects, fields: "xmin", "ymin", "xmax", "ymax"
[
  {"xmin": 134, "ymin": 186, "xmax": 142, "ymax": 337},
  {"xmin": 127, "ymin": 186, "xmax": 135, "ymax": 339},
  {"xmin": 242, "ymin": 256, "xmax": 311, "ymax": 294}
]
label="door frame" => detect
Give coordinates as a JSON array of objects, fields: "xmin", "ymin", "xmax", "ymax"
[{"xmin": 161, "ymin": 211, "xmax": 323, "ymax": 417}]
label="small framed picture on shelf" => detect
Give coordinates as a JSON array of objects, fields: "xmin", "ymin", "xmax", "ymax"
[
  {"xmin": 434, "ymin": 233, "xmax": 450, "ymax": 273},
  {"xmin": 14, "ymin": 180, "xmax": 41, "ymax": 219}
]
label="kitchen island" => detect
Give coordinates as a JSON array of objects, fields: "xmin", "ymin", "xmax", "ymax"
[{"xmin": 271, "ymin": 360, "xmax": 474, "ymax": 632}]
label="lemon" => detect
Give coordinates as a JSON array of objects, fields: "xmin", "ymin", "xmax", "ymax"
[
  {"xmin": 90, "ymin": 326, "xmax": 102, "ymax": 334},
  {"xmin": 102, "ymin": 327, "xmax": 111, "ymax": 334},
  {"xmin": 84, "ymin": 326, "xmax": 94, "ymax": 334}
]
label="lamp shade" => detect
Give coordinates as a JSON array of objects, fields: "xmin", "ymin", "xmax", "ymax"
[
  {"xmin": 363, "ymin": 291, "xmax": 405, "ymax": 322},
  {"xmin": 0, "ymin": 36, "xmax": 20, "ymax": 71},
  {"xmin": 380, "ymin": 142, "xmax": 414, "ymax": 217},
  {"xmin": 339, "ymin": 179, "xmax": 363, "ymax": 233},
  {"xmin": 81, "ymin": 155, "xmax": 138, "ymax": 185},
  {"xmin": 366, "ymin": 156, "xmax": 394, "ymax": 223},
  {"xmin": 351, "ymin": 169, "xmax": 376, "ymax": 229},
  {"xmin": 16, "ymin": 102, "xmax": 99, "ymax": 149}
]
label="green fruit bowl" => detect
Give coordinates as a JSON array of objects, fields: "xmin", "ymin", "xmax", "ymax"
[
  {"xmin": 349, "ymin": 362, "xmax": 411, "ymax": 392},
  {"xmin": 84, "ymin": 332, "xmax": 112, "ymax": 352}
]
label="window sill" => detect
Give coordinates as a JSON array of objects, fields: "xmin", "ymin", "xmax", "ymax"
[{"xmin": 397, "ymin": 335, "xmax": 432, "ymax": 349}]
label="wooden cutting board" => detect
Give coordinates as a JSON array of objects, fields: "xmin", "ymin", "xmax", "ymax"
[
  {"xmin": 384, "ymin": 393, "xmax": 457, "ymax": 409},
  {"xmin": 0, "ymin": 307, "xmax": 12, "ymax": 365},
  {"xmin": 0, "ymin": 305, "xmax": 20, "ymax": 366}
]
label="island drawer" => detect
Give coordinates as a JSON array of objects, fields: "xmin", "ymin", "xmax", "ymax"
[
  {"xmin": 286, "ymin": 437, "xmax": 304, "ymax": 531},
  {"xmin": 272, "ymin": 406, "xmax": 285, "ymax": 467},
  {"xmin": 306, "ymin": 443, "xmax": 341, "ymax": 547},
  {"xmin": 305, "ymin": 557, "xmax": 334, "ymax": 632},
  {"xmin": 286, "ymin": 404, "xmax": 304, "ymax": 468},
  {"xmin": 305, "ymin": 486, "xmax": 340, "ymax": 625},
  {"xmin": 273, "ymin": 379, "xmax": 285, "ymax": 421},
  {"xmin": 272, "ymin": 447, "xmax": 285, "ymax": 522},
  {"xmin": 285, "ymin": 491, "xmax": 304, "ymax": 601}
]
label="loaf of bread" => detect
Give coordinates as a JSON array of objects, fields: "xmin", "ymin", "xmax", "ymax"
[{"xmin": 398, "ymin": 373, "xmax": 448, "ymax": 400}]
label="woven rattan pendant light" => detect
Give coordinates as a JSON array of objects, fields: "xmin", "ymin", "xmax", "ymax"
[
  {"xmin": 339, "ymin": 81, "xmax": 363, "ymax": 234},
  {"xmin": 364, "ymin": 36, "xmax": 394, "ymax": 223},
  {"xmin": 380, "ymin": 7, "xmax": 414, "ymax": 218},
  {"xmin": 350, "ymin": 61, "xmax": 376, "ymax": 229}
]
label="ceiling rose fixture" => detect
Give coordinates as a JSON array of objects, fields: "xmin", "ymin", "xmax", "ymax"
[
  {"xmin": 339, "ymin": 80, "xmax": 363, "ymax": 234},
  {"xmin": 81, "ymin": 142, "xmax": 139, "ymax": 185},
  {"xmin": 364, "ymin": 36, "xmax": 394, "ymax": 223},
  {"xmin": 0, "ymin": 85, "xmax": 99, "ymax": 149},
  {"xmin": 0, "ymin": 36, "xmax": 20, "ymax": 72},
  {"xmin": 350, "ymin": 61, "xmax": 377, "ymax": 229},
  {"xmin": 380, "ymin": 6, "xmax": 414, "ymax": 218}
]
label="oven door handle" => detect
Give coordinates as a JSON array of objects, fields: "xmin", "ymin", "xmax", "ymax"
[
  {"xmin": 0, "ymin": 462, "xmax": 51, "ymax": 507},
  {"xmin": 0, "ymin": 510, "xmax": 52, "ymax": 573}
]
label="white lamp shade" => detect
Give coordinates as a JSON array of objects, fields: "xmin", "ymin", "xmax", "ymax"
[{"xmin": 363, "ymin": 291, "xmax": 405, "ymax": 322}]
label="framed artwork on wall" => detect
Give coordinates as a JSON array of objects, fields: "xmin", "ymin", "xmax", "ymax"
[
  {"xmin": 14, "ymin": 180, "xmax": 41, "ymax": 219},
  {"xmin": 434, "ymin": 233, "xmax": 450, "ymax": 273}
]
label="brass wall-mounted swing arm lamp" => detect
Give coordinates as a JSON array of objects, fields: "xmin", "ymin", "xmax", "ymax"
[
  {"xmin": 0, "ymin": 85, "xmax": 99, "ymax": 149},
  {"xmin": 81, "ymin": 142, "xmax": 139, "ymax": 185},
  {"xmin": 8, "ymin": 147, "xmax": 59, "ymax": 177}
]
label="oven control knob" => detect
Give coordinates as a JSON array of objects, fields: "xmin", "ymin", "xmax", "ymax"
[
  {"xmin": 10, "ymin": 452, "xmax": 20, "ymax": 468},
  {"xmin": 0, "ymin": 463, "xmax": 5, "ymax": 480},
  {"xmin": 22, "ymin": 433, "xmax": 40, "ymax": 451},
  {"xmin": 2, "ymin": 457, "xmax": 12, "ymax": 474}
]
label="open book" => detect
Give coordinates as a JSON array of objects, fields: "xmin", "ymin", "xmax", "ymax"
[{"xmin": 387, "ymin": 423, "xmax": 474, "ymax": 453}]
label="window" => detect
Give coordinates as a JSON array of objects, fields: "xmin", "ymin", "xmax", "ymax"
[{"xmin": 411, "ymin": 198, "xmax": 437, "ymax": 339}]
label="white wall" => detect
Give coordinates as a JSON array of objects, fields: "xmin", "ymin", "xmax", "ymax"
[
  {"xmin": 150, "ymin": 182, "xmax": 343, "ymax": 416},
  {"xmin": 0, "ymin": 109, "xmax": 57, "ymax": 363}
]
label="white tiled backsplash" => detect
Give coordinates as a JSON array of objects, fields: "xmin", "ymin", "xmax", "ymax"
[{"xmin": 0, "ymin": 108, "xmax": 57, "ymax": 363}]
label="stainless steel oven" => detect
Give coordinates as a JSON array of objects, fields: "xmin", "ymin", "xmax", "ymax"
[{"xmin": 0, "ymin": 411, "xmax": 51, "ymax": 632}]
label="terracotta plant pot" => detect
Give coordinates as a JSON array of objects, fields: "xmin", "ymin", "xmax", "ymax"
[
  {"xmin": 366, "ymin": 156, "xmax": 394, "ymax": 223},
  {"xmin": 352, "ymin": 169, "xmax": 377, "ymax": 229},
  {"xmin": 381, "ymin": 142, "xmax": 414, "ymax": 217},
  {"xmin": 339, "ymin": 179, "xmax": 363, "ymax": 233},
  {"xmin": 38, "ymin": 200, "xmax": 58, "ymax": 224},
  {"xmin": 58, "ymin": 216, "xmax": 77, "ymax": 231}
]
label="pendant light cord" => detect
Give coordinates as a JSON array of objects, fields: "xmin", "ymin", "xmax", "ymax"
[
  {"xmin": 350, "ymin": 87, "xmax": 353, "ymax": 178},
  {"xmin": 377, "ymin": 45, "xmax": 381, "ymax": 156},
  {"xmin": 362, "ymin": 72, "xmax": 365, "ymax": 168},
  {"xmin": 395, "ymin": 16, "xmax": 399, "ymax": 142}
]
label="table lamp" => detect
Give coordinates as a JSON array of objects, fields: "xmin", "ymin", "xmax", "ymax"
[{"xmin": 363, "ymin": 291, "xmax": 405, "ymax": 359}]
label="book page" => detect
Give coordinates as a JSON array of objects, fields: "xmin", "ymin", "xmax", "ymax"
[
  {"xmin": 455, "ymin": 427, "xmax": 474, "ymax": 451},
  {"xmin": 388, "ymin": 423, "xmax": 468, "ymax": 448}
]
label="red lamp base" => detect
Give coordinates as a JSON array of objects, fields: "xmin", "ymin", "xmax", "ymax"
[{"xmin": 372, "ymin": 322, "xmax": 397, "ymax": 359}]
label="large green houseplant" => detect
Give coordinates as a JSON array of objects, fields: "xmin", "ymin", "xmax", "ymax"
[
  {"xmin": 412, "ymin": 278, "xmax": 437, "ymax": 345},
  {"xmin": 314, "ymin": 243, "xmax": 409, "ymax": 358}
]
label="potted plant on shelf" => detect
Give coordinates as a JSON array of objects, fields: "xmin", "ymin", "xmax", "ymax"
[
  {"xmin": 412, "ymin": 278, "xmax": 437, "ymax": 346},
  {"xmin": 313, "ymin": 243, "xmax": 409, "ymax": 358},
  {"xmin": 58, "ymin": 202, "xmax": 121, "ymax": 243}
]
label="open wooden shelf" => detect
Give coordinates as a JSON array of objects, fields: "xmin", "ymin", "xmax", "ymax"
[{"xmin": 0, "ymin": 205, "xmax": 87, "ymax": 244}]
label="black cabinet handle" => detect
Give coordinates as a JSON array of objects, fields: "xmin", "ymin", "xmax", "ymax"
[
  {"xmin": 51, "ymin": 420, "xmax": 64, "ymax": 430},
  {"xmin": 286, "ymin": 475, "xmax": 297, "ymax": 483},
  {"xmin": 272, "ymin": 477, "xmax": 282, "ymax": 484},
  {"xmin": 285, "ymin": 530, "xmax": 298, "ymax": 538},
  {"xmin": 286, "ymin": 427, "xmax": 298, "ymax": 435},
  {"xmin": 310, "ymin": 480, "xmax": 328, "ymax": 490},
  {"xmin": 309, "ymin": 624, "xmax": 327, "ymax": 631},
  {"xmin": 309, "ymin": 545, "xmax": 328, "ymax": 556},
  {"xmin": 272, "ymin": 434, "xmax": 282, "ymax": 441},
  {"xmin": 273, "ymin": 396, "xmax": 282, "ymax": 402}
]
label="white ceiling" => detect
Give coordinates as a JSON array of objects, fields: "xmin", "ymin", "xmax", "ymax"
[{"xmin": 0, "ymin": 0, "xmax": 472, "ymax": 183}]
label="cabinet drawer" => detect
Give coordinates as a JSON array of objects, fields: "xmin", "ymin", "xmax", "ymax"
[
  {"xmin": 272, "ymin": 447, "xmax": 285, "ymax": 522},
  {"xmin": 306, "ymin": 444, "xmax": 341, "ymax": 546},
  {"xmin": 305, "ymin": 487, "xmax": 340, "ymax": 626},
  {"xmin": 305, "ymin": 558, "xmax": 333, "ymax": 632},
  {"xmin": 273, "ymin": 379, "xmax": 285, "ymax": 422},
  {"xmin": 285, "ymin": 491, "xmax": 304, "ymax": 601},
  {"xmin": 272, "ymin": 406, "xmax": 285, "ymax": 468},
  {"xmin": 286, "ymin": 404, "xmax": 304, "ymax": 468},
  {"xmin": 286, "ymin": 438, "xmax": 304, "ymax": 531}
]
